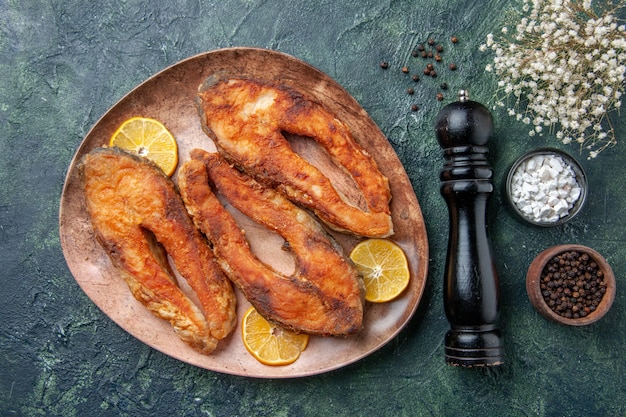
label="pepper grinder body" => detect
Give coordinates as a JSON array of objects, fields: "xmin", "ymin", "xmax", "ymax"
[{"xmin": 436, "ymin": 91, "xmax": 504, "ymax": 367}]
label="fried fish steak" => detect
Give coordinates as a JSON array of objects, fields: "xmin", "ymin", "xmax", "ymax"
[
  {"xmin": 196, "ymin": 76, "xmax": 393, "ymax": 238},
  {"xmin": 80, "ymin": 147, "xmax": 237, "ymax": 354},
  {"xmin": 178, "ymin": 149, "xmax": 364, "ymax": 336}
]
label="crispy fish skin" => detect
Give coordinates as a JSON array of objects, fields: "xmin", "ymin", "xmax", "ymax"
[
  {"xmin": 178, "ymin": 150, "xmax": 364, "ymax": 336},
  {"xmin": 197, "ymin": 76, "xmax": 393, "ymax": 238},
  {"xmin": 80, "ymin": 147, "xmax": 237, "ymax": 354}
]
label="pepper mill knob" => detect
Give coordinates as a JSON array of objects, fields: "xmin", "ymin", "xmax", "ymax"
[
  {"xmin": 436, "ymin": 90, "xmax": 493, "ymax": 148},
  {"xmin": 436, "ymin": 90, "xmax": 504, "ymax": 367}
]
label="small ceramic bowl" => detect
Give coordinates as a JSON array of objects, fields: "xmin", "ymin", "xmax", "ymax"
[
  {"xmin": 526, "ymin": 244, "xmax": 616, "ymax": 326},
  {"xmin": 505, "ymin": 148, "xmax": 587, "ymax": 227}
]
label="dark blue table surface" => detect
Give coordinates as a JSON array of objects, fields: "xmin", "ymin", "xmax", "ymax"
[{"xmin": 1, "ymin": 1, "xmax": 624, "ymax": 416}]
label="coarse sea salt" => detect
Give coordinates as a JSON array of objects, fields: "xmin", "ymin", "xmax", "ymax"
[{"xmin": 509, "ymin": 154, "xmax": 582, "ymax": 223}]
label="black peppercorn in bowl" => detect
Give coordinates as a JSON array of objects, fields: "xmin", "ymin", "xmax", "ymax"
[
  {"xmin": 505, "ymin": 148, "xmax": 587, "ymax": 227},
  {"xmin": 526, "ymin": 244, "xmax": 616, "ymax": 326}
]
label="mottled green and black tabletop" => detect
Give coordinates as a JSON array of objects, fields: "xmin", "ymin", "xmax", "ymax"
[{"xmin": 2, "ymin": 1, "xmax": 624, "ymax": 416}]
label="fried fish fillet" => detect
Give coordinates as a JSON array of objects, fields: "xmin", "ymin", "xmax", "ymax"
[
  {"xmin": 196, "ymin": 76, "xmax": 393, "ymax": 238},
  {"xmin": 80, "ymin": 147, "xmax": 237, "ymax": 354},
  {"xmin": 178, "ymin": 149, "xmax": 364, "ymax": 336}
]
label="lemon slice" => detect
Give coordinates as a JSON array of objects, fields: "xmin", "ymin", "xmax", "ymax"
[
  {"xmin": 109, "ymin": 117, "xmax": 178, "ymax": 176},
  {"xmin": 241, "ymin": 307, "xmax": 309, "ymax": 366},
  {"xmin": 349, "ymin": 238, "xmax": 410, "ymax": 303}
]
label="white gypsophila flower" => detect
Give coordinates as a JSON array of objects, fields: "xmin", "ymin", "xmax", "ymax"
[{"xmin": 482, "ymin": 0, "xmax": 626, "ymax": 158}]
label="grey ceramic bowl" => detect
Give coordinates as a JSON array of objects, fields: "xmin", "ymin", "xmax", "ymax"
[{"xmin": 505, "ymin": 148, "xmax": 587, "ymax": 227}]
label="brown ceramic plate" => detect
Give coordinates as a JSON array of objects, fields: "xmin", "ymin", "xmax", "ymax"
[{"xmin": 59, "ymin": 48, "xmax": 429, "ymax": 378}]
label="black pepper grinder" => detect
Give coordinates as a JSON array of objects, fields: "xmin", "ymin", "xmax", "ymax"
[{"xmin": 435, "ymin": 90, "xmax": 504, "ymax": 367}]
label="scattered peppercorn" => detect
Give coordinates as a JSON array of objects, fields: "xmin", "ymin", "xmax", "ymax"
[
  {"xmin": 539, "ymin": 250, "xmax": 607, "ymax": 319},
  {"xmin": 377, "ymin": 34, "xmax": 461, "ymax": 112}
]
